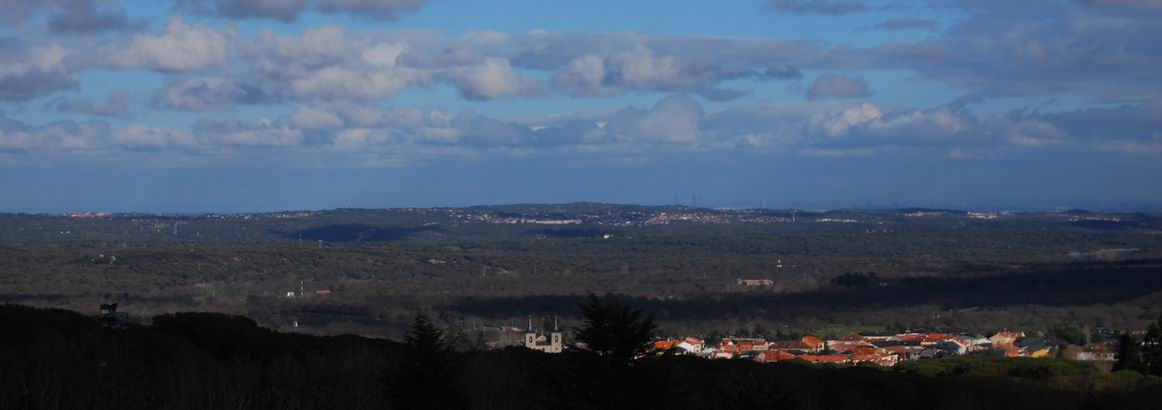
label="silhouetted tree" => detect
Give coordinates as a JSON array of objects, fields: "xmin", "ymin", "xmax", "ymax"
[
  {"xmin": 472, "ymin": 330, "xmax": 488, "ymax": 351},
  {"xmin": 383, "ymin": 313, "xmax": 460, "ymax": 410},
  {"xmin": 1114, "ymin": 332, "xmax": 1145, "ymax": 373},
  {"xmin": 1143, "ymin": 314, "xmax": 1162, "ymax": 376},
  {"xmin": 567, "ymin": 293, "xmax": 660, "ymax": 410},
  {"xmin": 572, "ymin": 293, "xmax": 656, "ymax": 364}
]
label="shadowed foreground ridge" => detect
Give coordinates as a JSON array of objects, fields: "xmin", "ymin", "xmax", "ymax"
[{"xmin": 2, "ymin": 304, "xmax": 1162, "ymax": 410}]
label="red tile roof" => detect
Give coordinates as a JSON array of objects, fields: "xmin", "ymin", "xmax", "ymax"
[
  {"xmin": 893, "ymin": 333, "xmax": 925, "ymax": 342},
  {"xmin": 801, "ymin": 336, "xmax": 825, "ymax": 348},
  {"xmin": 840, "ymin": 333, "xmax": 866, "ymax": 342},
  {"xmin": 768, "ymin": 341, "xmax": 812, "ymax": 351},
  {"xmin": 760, "ymin": 351, "xmax": 799, "ymax": 362},
  {"xmin": 798, "ymin": 354, "xmax": 850, "ymax": 364}
]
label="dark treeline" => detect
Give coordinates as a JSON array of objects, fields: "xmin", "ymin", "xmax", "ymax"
[
  {"xmin": 3, "ymin": 304, "xmax": 1162, "ymax": 410},
  {"xmin": 449, "ymin": 260, "xmax": 1162, "ymax": 320}
]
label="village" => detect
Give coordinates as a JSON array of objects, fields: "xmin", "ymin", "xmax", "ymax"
[
  {"xmin": 499, "ymin": 323, "xmax": 1119, "ymax": 368},
  {"xmin": 649, "ymin": 330, "xmax": 1087, "ymax": 367}
]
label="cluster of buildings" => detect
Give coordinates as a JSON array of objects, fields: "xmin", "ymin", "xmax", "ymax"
[
  {"xmin": 651, "ymin": 331, "xmax": 1066, "ymax": 367},
  {"xmin": 643, "ymin": 211, "xmax": 731, "ymax": 225},
  {"xmin": 490, "ymin": 319, "xmax": 565, "ymax": 353},
  {"xmin": 489, "ymin": 217, "xmax": 583, "ymax": 225},
  {"xmin": 498, "ymin": 322, "xmax": 1120, "ymax": 368},
  {"xmin": 65, "ymin": 211, "xmax": 113, "ymax": 219}
]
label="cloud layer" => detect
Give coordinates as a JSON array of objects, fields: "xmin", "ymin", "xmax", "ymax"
[{"xmin": 0, "ymin": 0, "xmax": 1159, "ymax": 167}]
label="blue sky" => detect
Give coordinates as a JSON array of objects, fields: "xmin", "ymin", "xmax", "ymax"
[{"xmin": 0, "ymin": 0, "xmax": 1159, "ymax": 212}]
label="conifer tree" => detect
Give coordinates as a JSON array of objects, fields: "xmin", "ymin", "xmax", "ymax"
[
  {"xmin": 1144, "ymin": 315, "xmax": 1162, "ymax": 376},
  {"xmin": 573, "ymin": 293, "xmax": 656, "ymax": 364},
  {"xmin": 567, "ymin": 293, "xmax": 660, "ymax": 410},
  {"xmin": 384, "ymin": 313, "xmax": 460, "ymax": 410},
  {"xmin": 1114, "ymin": 332, "xmax": 1145, "ymax": 373}
]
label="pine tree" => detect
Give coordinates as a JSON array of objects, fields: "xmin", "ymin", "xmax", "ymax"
[
  {"xmin": 1144, "ymin": 316, "xmax": 1162, "ymax": 376},
  {"xmin": 572, "ymin": 293, "xmax": 657, "ymax": 364},
  {"xmin": 567, "ymin": 293, "xmax": 660, "ymax": 410},
  {"xmin": 384, "ymin": 313, "xmax": 460, "ymax": 410},
  {"xmin": 473, "ymin": 330, "xmax": 488, "ymax": 351},
  {"xmin": 1114, "ymin": 332, "xmax": 1146, "ymax": 373}
]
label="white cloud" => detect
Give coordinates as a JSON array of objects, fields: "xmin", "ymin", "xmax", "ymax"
[
  {"xmin": 448, "ymin": 57, "xmax": 543, "ymax": 100},
  {"xmin": 289, "ymin": 106, "xmax": 345, "ymax": 129},
  {"xmin": 114, "ymin": 123, "xmax": 199, "ymax": 149},
  {"xmin": 552, "ymin": 54, "xmax": 612, "ymax": 96},
  {"xmin": 808, "ymin": 102, "xmax": 882, "ymax": 137},
  {"xmin": 112, "ymin": 17, "xmax": 230, "ymax": 71},
  {"xmin": 154, "ymin": 76, "xmax": 272, "ymax": 110},
  {"xmin": 0, "ymin": 44, "xmax": 78, "ymax": 100},
  {"xmin": 291, "ymin": 65, "xmax": 429, "ymax": 100},
  {"xmin": 198, "ymin": 119, "xmax": 303, "ymax": 147},
  {"xmin": 552, "ymin": 46, "xmax": 688, "ymax": 97},
  {"xmin": 362, "ymin": 43, "xmax": 407, "ymax": 68},
  {"xmin": 605, "ymin": 94, "xmax": 704, "ymax": 143}
]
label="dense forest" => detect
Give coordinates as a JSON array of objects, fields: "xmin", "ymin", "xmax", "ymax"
[
  {"xmin": 3, "ymin": 303, "xmax": 1162, "ymax": 410},
  {"xmin": 1, "ymin": 205, "xmax": 1160, "ymax": 337}
]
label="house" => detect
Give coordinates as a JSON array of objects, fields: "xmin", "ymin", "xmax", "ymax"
[
  {"xmin": 756, "ymin": 350, "xmax": 798, "ymax": 363},
  {"xmin": 827, "ymin": 340, "xmax": 877, "ymax": 354},
  {"xmin": 709, "ymin": 351, "xmax": 734, "ymax": 360},
  {"xmin": 1076, "ymin": 344, "xmax": 1116, "ymax": 362},
  {"xmin": 883, "ymin": 346, "xmax": 924, "ymax": 361},
  {"xmin": 718, "ymin": 338, "xmax": 769, "ymax": 353},
  {"xmin": 1017, "ymin": 338, "xmax": 1056, "ymax": 358},
  {"xmin": 654, "ymin": 338, "xmax": 701, "ymax": 355},
  {"xmin": 848, "ymin": 345, "xmax": 880, "ymax": 356},
  {"xmin": 682, "ymin": 337, "xmax": 706, "ymax": 353},
  {"xmin": 797, "ymin": 354, "xmax": 850, "ymax": 364},
  {"xmin": 968, "ymin": 338, "xmax": 993, "ymax": 352},
  {"xmin": 890, "ymin": 333, "xmax": 927, "ymax": 344},
  {"xmin": 851, "ymin": 353, "xmax": 899, "ymax": 367},
  {"xmin": 800, "ymin": 335, "xmax": 826, "ymax": 353},
  {"xmin": 655, "ymin": 340, "xmax": 681, "ymax": 351},
  {"xmin": 919, "ymin": 333, "xmax": 962, "ymax": 346},
  {"xmin": 989, "ymin": 331, "xmax": 1025, "ymax": 346},
  {"xmin": 932, "ymin": 340, "xmax": 968, "ymax": 355},
  {"xmin": 737, "ymin": 351, "xmax": 764, "ymax": 362},
  {"xmin": 769, "ymin": 341, "xmax": 814, "ymax": 354},
  {"xmin": 737, "ymin": 279, "xmax": 775, "ymax": 287}
]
